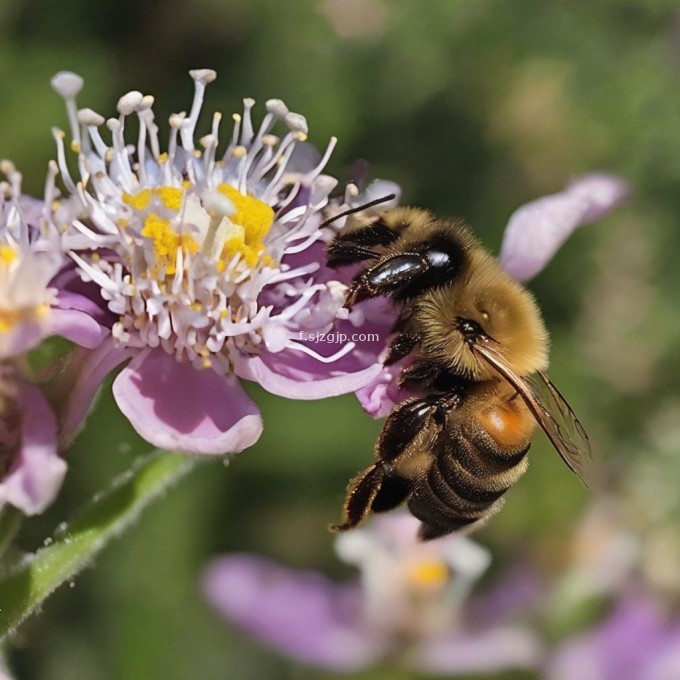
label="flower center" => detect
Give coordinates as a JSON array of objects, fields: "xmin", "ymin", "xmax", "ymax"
[
  {"xmin": 217, "ymin": 184, "xmax": 275, "ymax": 267},
  {"xmin": 407, "ymin": 559, "xmax": 449, "ymax": 593},
  {"xmin": 0, "ymin": 245, "xmax": 17, "ymax": 266}
]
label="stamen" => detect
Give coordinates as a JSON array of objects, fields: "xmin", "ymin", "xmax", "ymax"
[
  {"xmin": 303, "ymin": 136, "xmax": 337, "ymax": 184},
  {"xmin": 51, "ymin": 71, "xmax": 84, "ymax": 147},
  {"xmin": 51, "ymin": 127, "xmax": 76, "ymax": 193}
]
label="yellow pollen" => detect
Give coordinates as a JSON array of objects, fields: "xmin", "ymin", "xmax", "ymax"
[
  {"xmin": 123, "ymin": 189, "xmax": 152, "ymax": 211},
  {"xmin": 70, "ymin": 140, "xmax": 81, "ymax": 153},
  {"xmin": 202, "ymin": 358, "xmax": 212, "ymax": 368},
  {"xmin": 0, "ymin": 309, "xmax": 20, "ymax": 333},
  {"xmin": 158, "ymin": 152, "xmax": 169, "ymax": 164},
  {"xmin": 141, "ymin": 213, "xmax": 199, "ymax": 277},
  {"xmin": 191, "ymin": 302, "xmax": 202, "ymax": 311},
  {"xmin": 220, "ymin": 309, "xmax": 229, "ymax": 319},
  {"xmin": 157, "ymin": 186, "xmax": 184, "ymax": 211},
  {"xmin": 194, "ymin": 150, "xmax": 202, "ymax": 158},
  {"xmin": 36, "ymin": 302, "xmax": 50, "ymax": 319},
  {"xmin": 408, "ymin": 560, "xmax": 449, "ymax": 590},
  {"xmin": 0, "ymin": 245, "xmax": 17, "ymax": 266},
  {"xmin": 217, "ymin": 183, "xmax": 274, "ymax": 245},
  {"xmin": 215, "ymin": 184, "xmax": 275, "ymax": 268},
  {"xmin": 91, "ymin": 252, "xmax": 101, "ymax": 263}
]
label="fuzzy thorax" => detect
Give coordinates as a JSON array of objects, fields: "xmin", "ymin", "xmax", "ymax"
[{"xmin": 416, "ymin": 248, "xmax": 549, "ymax": 380}]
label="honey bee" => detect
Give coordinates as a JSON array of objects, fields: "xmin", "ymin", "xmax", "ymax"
[{"xmin": 326, "ymin": 206, "xmax": 591, "ymax": 540}]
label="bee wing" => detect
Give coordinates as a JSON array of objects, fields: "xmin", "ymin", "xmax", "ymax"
[{"xmin": 472, "ymin": 343, "xmax": 592, "ymax": 486}]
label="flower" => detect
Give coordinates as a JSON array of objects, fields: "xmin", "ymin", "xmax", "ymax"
[
  {"xmin": 202, "ymin": 514, "xmax": 543, "ymax": 674},
  {"xmin": 499, "ymin": 173, "xmax": 631, "ymax": 281},
  {"xmin": 356, "ymin": 172, "xmax": 630, "ymax": 417},
  {"xmin": 546, "ymin": 594, "xmax": 680, "ymax": 680},
  {"xmin": 0, "ymin": 166, "xmax": 71, "ymax": 514},
  {"xmin": 0, "ymin": 162, "xmax": 103, "ymax": 360},
  {"xmin": 48, "ymin": 70, "xmax": 390, "ymax": 454}
]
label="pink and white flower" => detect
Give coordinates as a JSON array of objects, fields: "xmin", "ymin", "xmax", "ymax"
[
  {"xmin": 48, "ymin": 70, "xmax": 392, "ymax": 455},
  {"xmin": 202, "ymin": 514, "xmax": 543, "ymax": 674}
]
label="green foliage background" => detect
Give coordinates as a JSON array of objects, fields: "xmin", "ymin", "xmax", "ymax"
[{"xmin": 2, "ymin": 1, "xmax": 680, "ymax": 678}]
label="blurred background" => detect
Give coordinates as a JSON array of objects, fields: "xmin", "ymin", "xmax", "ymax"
[{"xmin": 3, "ymin": 0, "xmax": 680, "ymax": 678}]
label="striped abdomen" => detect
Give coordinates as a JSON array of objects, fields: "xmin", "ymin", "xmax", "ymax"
[{"xmin": 407, "ymin": 410, "xmax": 532, "ymax": 540}]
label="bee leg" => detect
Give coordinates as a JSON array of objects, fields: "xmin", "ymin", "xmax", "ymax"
[
  {"xmin": 330, "ymin": 463, "xmax": 385, "ymax": 532},
  {"xmin": 345, "ymin": 235, "xmax": 466, "ymax": 306},
  {"xmin": 326, "ymin": 220, "xmax": 399, "ymax": 267},
  {"xmin": 398, "ymin": 358, "xmax": 442, "ymax": 388},
  {"xmin": 370, "ymin": 474, "xmax": 410, "ymax": 512},
  {"xmin": 326, "ymin": 242, "xmax": 379, "ymax": 268},
  {"xmin": 384, "ymin": 332, "xmax": 420, "ymax": 365},
  {"xmin": 345, "ymin": 254, "xmax": 428, "ymax": 307}
]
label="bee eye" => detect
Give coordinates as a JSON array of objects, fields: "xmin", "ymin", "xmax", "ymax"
[{"xmin": 457, "ymin": 317, "xmax": 486, "ymax": 340}]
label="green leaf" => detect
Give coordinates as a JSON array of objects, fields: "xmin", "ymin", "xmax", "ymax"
[{"xmin": 0, "ymin": 450, "xmax": 199, "ymax": 640}]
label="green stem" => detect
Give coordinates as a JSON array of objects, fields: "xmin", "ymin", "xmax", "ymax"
[
  {"xmin": 0, "ymin": 507, "xmax": 22, "ymax": 563},
  {"xmin": 0, "ymin": 450, "xmax": 199, "ymax": 641}
]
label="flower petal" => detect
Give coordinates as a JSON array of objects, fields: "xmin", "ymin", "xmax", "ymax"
[
  {"xmin": 414, "ymin": 627, "xmax": 543, "ymax": 675},
  {"xmin": 234, "ymin": 350, "xmax": 383, "ymax": 400},
  {"xmin": 499, "ymin": 173, "xmax": 631, "ymax": 281},
  {"xmin": 44, "ymin": 308, "xmax": 105, "ymax": 349},
  {"xmin": 0, "ymin": 321, "xmax": 44, "ymax": 360},
  {"xmin": 112, "ymin": 348, "xmax": 262, "ymax": 455},
  {"xmin": 202, "ymin": 554, "xmax": 382, "ymax": 671},
  {"xmin": 58, "ymin": 339, "xmax": 133, "ymax": 448},
  {"xmin": 0, "ymin": 383, "xmax": 66, "ymax": 515}
]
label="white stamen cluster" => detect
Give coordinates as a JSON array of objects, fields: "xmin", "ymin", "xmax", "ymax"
[{"xmin": 48, "ymin": 70, "xmax": 355, "ymax": 370}]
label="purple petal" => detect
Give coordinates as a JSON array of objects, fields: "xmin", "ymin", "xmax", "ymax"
[
  {"xmin": 355, "ymin": 356, "xmax": 415, "ymax": 418},
  {"xmin": 51, "ymin": 262, "xmax": 117, "ymax": 328},
  {"xmin": 415, "ymin": 627, "xmax": 543, "ymax": 675},
  {"xmin": 499, "ymin": 173, "xmax": 631, "ymax": 281},
  {"xmin": 0, "ymin": 383, "xmax": 66, "ymax": 515},
  {"xmin": 0, "ymin": 321, "xmax": 44, "ymax": 360},
  {"xmin": 44, "ymin": 308, "xmax": 105, "ymax": 348},
  {"xmin": 58, "ymin": 339, "xmax": 133, "ymax": 448},
  {"xmin": 112, "ymin": 348, "xmax": 262, "ymax": 455},
  {"xmin": 546, "ymin": 595, "xmax": 675, "ymax": 680},
  {"xmin": 234, "ymin": 349, "xmax": 383, "ymax": 400},
  {"xmin": 202, "ymin": 555, "xmax": 383, "ymax": 671}
]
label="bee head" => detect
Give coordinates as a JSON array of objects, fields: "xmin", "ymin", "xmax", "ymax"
[{"xmin": 417, "ymin": 249, "xmax": 549, "ymax": 380}]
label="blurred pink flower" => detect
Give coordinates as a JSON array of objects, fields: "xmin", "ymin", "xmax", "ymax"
[
  {"xmin": 202, "ymin": 514, "xmax": 543, "ymax": 674},
  {"xmin": 547, "ymin": 594, "xmax": 680, "ymax": 680},
  {"xmin": 500, "ymin": 173, "xmax": 631, "ymax": 281}
]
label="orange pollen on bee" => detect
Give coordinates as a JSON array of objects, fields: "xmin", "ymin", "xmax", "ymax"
[{"xmin": 476, "ymin": 401, "xmax": 535, "ymax": 448}]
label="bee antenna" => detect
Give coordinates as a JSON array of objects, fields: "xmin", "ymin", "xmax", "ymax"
[{"xmin": 320, "ymin": 193, "xmax": 396, "ymax": 229}]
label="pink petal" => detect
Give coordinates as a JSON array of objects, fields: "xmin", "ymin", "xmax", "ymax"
[
  {"xmin": 0, "ymin": 321, "xmax": 44, "ymax": 360},
  {"xmin": 202, "ymin": 555, "xmax": 382, "ymax": 671},
  {"xmin": 499, "ymin": 173, "xmax": 631, "ymax": 281},
  {"xmin": 355, "ymin": 355, "xmax": 415, "ymax": 418},
  {"xmin": 234, "ymin": 350, "xmax": 383, "ymax": 400},
  {"xmin": 44, "ymin": 308, "xmax": 105, "ymax": 349},
  {"xmin": 58, "ymin": 338, "xmax": 133, "ymax": 448},
  {"xmin": 0, "ymin": 383, "xmax": 66, "ymax": 515},
  {"xmin": 112, "ymin": 348, "xmax": 262, "ymax": 455},
  {"xmin": 415, "ymin": 628, "xmax": 543, "ymax": 675}
]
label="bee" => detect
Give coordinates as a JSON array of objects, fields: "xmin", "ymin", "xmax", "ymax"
[{"xmin": 326, "ymin": 205, "xmax": 591, "ymax": 540}]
